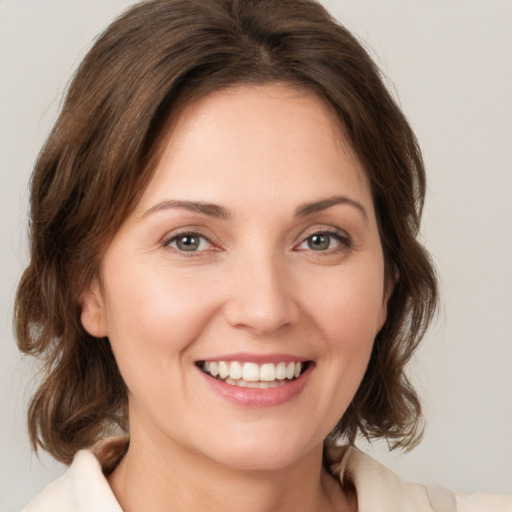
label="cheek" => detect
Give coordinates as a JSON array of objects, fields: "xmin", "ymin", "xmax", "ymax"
[
  {"xmin": 306, "ymin": 262, "xmax": 386, "ymax": 343},
  {"xmin": 102, "ymin": 263, "xmax": 223, "ymax": 375},
  {"xmin": 301, "ymin": 260, "xmax": 385, "ymax": 407}
]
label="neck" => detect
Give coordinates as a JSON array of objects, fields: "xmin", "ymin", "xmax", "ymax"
[{"xmin": 107, "ymin": 425, "xmax": 353, "ymax": 512}]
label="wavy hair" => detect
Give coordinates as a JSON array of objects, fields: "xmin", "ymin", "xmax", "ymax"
[{"xmin": 15, "ymin": 0, "xmax": 438, "ymax": 464}]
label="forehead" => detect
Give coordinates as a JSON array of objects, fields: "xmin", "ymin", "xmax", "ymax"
[
  {"xmin": 135, "ymin": 84, "xmax": 373, "ymax": 218},
  {"xmin": 163, "ymin": 83, "xmax": 347, "ymax": 161}
]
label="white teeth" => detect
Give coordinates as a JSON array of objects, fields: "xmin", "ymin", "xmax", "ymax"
[
  {"xmin": 242, "ymin": 362, "xmax": 260, "ymax": 382},
  {"xmin": 275, "ymin": 362, "xmax": 287, "ymax": 380},
  {"xmin": 209, "ymin": 361, "xmax": 218, "ymax": 377},
  {"xmin": 201, "ymin": 360, "xmax": 306, "ymax": 384},
  {"xmin": 218, "ymin": 361, "xmax": 229, "ymax": 379},
  {"xmin": 229, "ymin": 361, "xmax": 242, "ymax": 380},
  {"xmin": 259, "ymin": 363, "xmax": 275, "ymax": 382},
  {"xmin": 223, "ymin": 377, "xmax": 287, "ymax": 389}
]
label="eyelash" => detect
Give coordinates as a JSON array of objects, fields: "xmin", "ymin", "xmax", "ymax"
[
  {"xmin": 164, "ymin": 231, "xmax": 215, "ymax": 255},
  {"xmin": 163, "ymin": 229, "xmax": 351, "ymax": 255},
  {"xmin": 295, "ymin": 229, "xmax": 351, "ymax": 253}
]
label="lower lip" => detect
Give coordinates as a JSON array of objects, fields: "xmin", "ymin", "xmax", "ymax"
[{"xmin": 198, "ymin": 365, "xmax": 312, "ymax": 408}]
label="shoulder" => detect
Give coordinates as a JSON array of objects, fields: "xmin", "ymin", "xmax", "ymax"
[
  {"xmin": 327, "ymin": 444, "xmax": 512, "ymax": 512},
  {"xmin": 22, "ymin": 442, "xmax": 124, "ymax": 512}
]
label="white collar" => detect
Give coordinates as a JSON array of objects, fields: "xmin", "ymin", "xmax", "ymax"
[{"xmin": 24, "ymin": 437, "xmax": 441, "ymax": 512}]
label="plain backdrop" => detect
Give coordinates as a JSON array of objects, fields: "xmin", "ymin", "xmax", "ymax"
[{"xmin": 1, "ymin": 1, "xmax": 511, "ymax": 510}]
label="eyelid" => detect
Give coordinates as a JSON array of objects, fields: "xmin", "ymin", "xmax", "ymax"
[
  {"xmin": 294, "ymin": 226, "xmax": 351, "ymax": 251},
  {"xmin": 162, "ymin": 228, "xmax": 219, "ymax": 253}
]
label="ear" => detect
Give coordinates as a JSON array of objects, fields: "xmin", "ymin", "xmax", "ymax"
[
  {"xmin": 378, "ymin": 266, "xmax": 399, "ymax": 331},
  {"xmin": 80, "ymin": 279, "xmax": 108, "ymax": 337}
]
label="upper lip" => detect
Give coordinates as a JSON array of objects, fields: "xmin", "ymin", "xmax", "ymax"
[{"xmin": 197, "ymin": 352, "xmax": 310, "ymax": 364}]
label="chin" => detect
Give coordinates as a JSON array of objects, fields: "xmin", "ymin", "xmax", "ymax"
[{"xmin": 193, "ymin": 424, "xmax": 322, "ymax": 473}]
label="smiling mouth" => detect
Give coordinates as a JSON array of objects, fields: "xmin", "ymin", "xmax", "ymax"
[{"xmin": 197, "ymin": 360, "xmax": 310, "ymax": 389}]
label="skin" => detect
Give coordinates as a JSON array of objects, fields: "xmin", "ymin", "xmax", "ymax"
[{"xmin": 81, "ymin": 84, "xmax": 390, "ymax": 512}]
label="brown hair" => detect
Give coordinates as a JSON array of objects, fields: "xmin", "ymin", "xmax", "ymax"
[{"xmin": 15, "ymin": 0, "xmax": 437, "ymax": 464}]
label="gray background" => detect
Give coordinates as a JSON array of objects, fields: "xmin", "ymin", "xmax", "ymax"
[{"xmin": 1, "ymin": 0, "xmax": 511, "ymax": 510}]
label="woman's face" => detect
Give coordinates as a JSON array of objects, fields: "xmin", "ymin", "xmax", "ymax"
[{"xmin": 82, "ymin": 84, "xmax": 389, "ymax": 471}]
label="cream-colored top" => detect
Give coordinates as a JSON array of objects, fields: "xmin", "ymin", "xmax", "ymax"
[{"xmin": 22, "ymin": 437, "xmax": 512, "ymax": 511}]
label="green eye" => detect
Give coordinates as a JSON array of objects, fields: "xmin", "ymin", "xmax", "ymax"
[
  {"xmin": 167, "ymin": 233, "xmax": 211, "ymax": 252},
  {"xmin": 176, "ymin": 235, "xmax": 200, "ymax": 251},
  {"xmin": 297, "ymin": 230, "xmax": 350, "ymax": 252},
  {"xmin": 307, "ymin": 234, "xmax": 331, "ymax": 251}
]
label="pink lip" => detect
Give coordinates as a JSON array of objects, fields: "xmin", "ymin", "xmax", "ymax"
[
  {"xmin": 197, "ymin": 362, "xmax": 313, "ymax": 408},
  {"xmin": 199, "ymin": 352, "xmax": 309, "ymax": 364}
]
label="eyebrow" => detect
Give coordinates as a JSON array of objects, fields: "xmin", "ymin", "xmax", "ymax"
[
  {"xmin": 143, "ymin": 200, "xmax": 232, "ymax": 219},
  {"xmin": 143, "ymin": 195, "xmax": 367, "ymax": 221},
  {"xmin": 294, "ymin": 195, "xmax": 368, "ymax": 220}
]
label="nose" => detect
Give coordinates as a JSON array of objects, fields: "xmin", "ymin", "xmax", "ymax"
[{"xmin": 223, "ymin": 251, "xmax": 300, "ymax": 335}]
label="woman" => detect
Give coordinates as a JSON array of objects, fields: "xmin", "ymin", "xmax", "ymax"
[{"xmin": 14, "ymin": 0, "xmax": 511, "ymax": 511}]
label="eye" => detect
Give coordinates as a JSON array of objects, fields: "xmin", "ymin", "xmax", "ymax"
[
  {"xmin": 166, "ymin": 232, "xmax": 213, "ymax": 252},
  {"xmin": 296, "ymin": 230, "xmax": 349, "ymax": 252}
]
